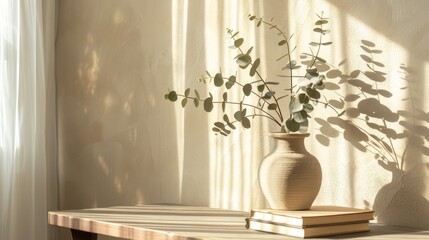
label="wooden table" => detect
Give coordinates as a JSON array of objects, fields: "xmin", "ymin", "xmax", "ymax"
[{"xmin": 48, "ymin": 205, "xmax": 429, "ymax": 240}]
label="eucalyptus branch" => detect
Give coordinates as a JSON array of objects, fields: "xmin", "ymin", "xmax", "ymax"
[
  {"xmin": 228, "ymin": 31, "xmax": 284, "ymax": 122},
  {"xmin": 254, "ymin": 17, "xmax": 294, "ymax": 95},
  {"xmin": 229, "ymin": 114, "xmax": 281, "ymax": 126},
  {"xmin": 176, "ymin": 93, "xmax": 281, "ymax": 126}
]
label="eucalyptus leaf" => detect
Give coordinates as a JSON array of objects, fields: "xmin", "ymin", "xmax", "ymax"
[
  {"xmin": 306, "ymin": 68, "xmax": 319, "ymax": 77},
  {"xmin": 234, "ymin": 38, "xmax": 244, "ymax": 48},
  {"xmin": 181, "ymin": 98, "xmax": 188, "ymax": 107},
  {"xmin": 236, "ymin": 54, "xmax": 251, "ymax": 67},
  {"xmin": 268, "ymin": 103, "xmax": 277, "ymax": 110},
  {"xmin": 306, "ymin": 88, "xmax": 321, "ymax": 99},
  {"xmin": 298, "ymin": 93, "xmax": 310, "ymax": 104},
  {"xmin": 168, "ymin": 91, "xmax": 178, "ymax": 102},
  {"xmin": 214, "ymin": 73, "xmax": 224, "ymax": 87},
  {"xmin": 315, "ymin": 19, "xmax": 328, "ymax": 25},
  {"xmin": 205, "ymin": 70, "xmax": 212, "ymax": 77},
  {"xmin": 212, "ymin": 127, "xmax": 221, "ymax": 133},
  {"xmin": 278, "ymin": 40, "xmax": 287, "ymax": 46},
  {"xmin": 234, "ymin": 110, "xmax": 243, "ymax": 121},
  {"xmin": 293, "ymin": 110, "xmax": 308, "ymax": 123},
  {"xmin": 243, "ymin": 84, "xmax": 252, "ymax": 96},
  {"xmin": 246, "ymin": 46, "xmax": 254, "ymax": 54},
  {"xmin": 257, "ymin": 84, "xmax": 265, "ymax": 92},
  {"xmin": 250, "ymin": 58, "xmax": 260, "ymax": 77},
  {"xmin": 214, "ymin": 122, "xmax": 225, "ymax": 129},
  {"xmin": 184, "ymin": 88, "xmax": 191, "ymax": 97},
  {"xmin": 249, "ymin": 15, "xmax": 256, "ymax": 20},
  {"xmin": 223, "ymin": 114, "xmax": 236, "ymax": 129},
  {"xmin": 305, "ymin": 103, "xmax": 314, "ymax": 112},
  {"xmin": 241, "ymin": 117, "xmax": 251, "ymax": 128},
  {"xmin": 223, "ymin": 92, "xmax": 228, "ymax": 101},
  {"xmin": 225, "ymin": 75, "xmax": 236, "ymax": 89},
  {"xmin": 194, "ymin": 98, "xmax": 199, "ymax": 107},
  {"xmin": 262, "ymin": 91, "xmax": 276, "ymax": 99},
  {"xmin": 286, "ymin": 118, "xmax": 300, "ymax": 132},
  {"xmin": 204, "ymin": 97, "xmax": 213, "ymax": 112}
]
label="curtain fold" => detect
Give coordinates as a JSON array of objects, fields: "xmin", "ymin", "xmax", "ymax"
[{"xmin": 0, "ymin": 0, "xmax": 57, "ymax": 239}]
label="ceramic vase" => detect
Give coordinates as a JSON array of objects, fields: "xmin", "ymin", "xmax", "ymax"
[{"xmin": 259, "ymin": 133, "xmax": 322, "ymax": 210}]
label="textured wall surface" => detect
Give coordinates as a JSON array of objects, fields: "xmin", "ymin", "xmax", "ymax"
[{"xmin": 56, "ymin": 0, "xmax": 429, "ymax": 239}]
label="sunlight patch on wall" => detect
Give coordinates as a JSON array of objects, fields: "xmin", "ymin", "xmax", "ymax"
[{"xmin": 172, "ymin": 0, "xmax": 189, "ymax": 201}]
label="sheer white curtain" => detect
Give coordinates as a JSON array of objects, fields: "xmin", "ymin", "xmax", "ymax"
[{"xmin": 0, "ymin": 0, "xmax": 57, "ymax": 239}]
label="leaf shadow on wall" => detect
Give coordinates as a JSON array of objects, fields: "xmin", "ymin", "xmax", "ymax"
[{"xmin": 309, "ymin": 40, "xmax": 429, "ymax": 229}]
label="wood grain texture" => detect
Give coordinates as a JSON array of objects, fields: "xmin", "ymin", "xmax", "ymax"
[{"xmin": 49, "ymin": 205, "xmax": 429, "ymax": 239}]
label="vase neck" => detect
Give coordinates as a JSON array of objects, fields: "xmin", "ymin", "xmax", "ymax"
[{"xmin": 272, "ymin": 135, "xmax": 308, "ymax": 153}]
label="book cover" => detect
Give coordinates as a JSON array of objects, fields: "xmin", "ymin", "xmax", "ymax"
[
  {"xmin": 246, "ymin": 218, "xmax": 370, "ymax": 238},
  {"xmin": 250, "ymin": 206, "xmax": 374, "ymax": 227}
]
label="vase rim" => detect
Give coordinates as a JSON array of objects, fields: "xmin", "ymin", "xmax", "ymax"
[{"xmin": 269, "ymin": 132, "xmax": 310, "ymax": 138}]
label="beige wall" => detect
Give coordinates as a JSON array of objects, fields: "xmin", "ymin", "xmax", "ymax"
[{"xmin": 56, "ymin": 0, "xmax": 429, "ymax": 238}]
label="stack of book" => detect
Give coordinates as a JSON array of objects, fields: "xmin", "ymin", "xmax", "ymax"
[{"xmin": 246, "ymin": 206, "xmax": 374, "ymax": 238}]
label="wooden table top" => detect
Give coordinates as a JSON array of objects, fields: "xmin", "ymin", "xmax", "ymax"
[{"xmin": 48, "ymin": 205, "xmax": 429, "ymax": 239}]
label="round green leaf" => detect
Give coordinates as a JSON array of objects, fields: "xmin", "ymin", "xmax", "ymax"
[
  {"xmin": 257, "ymin": 84, "xmax": 265, "ymax": 92},
  {"xmin": 315, "ymin": 19, "xmax": 328, "ymax": 25},
  {"xmin": 223, "ymin": 114, "xmax": 236, "ymax": 130},
  {"xmin": 236, "ymin": 54, "xmax": 251, "ymax": 67},
  {"xmin": 212, "ymin": 127, "xmax": 221, "ymax": 133},
  {"xmin": 298, "ymin": 93, "xmax": 310, "ymax": 104},
  {"xmin": 243, "ymin": 84, "xmax": 252, "ymax": 96},
  {"xmin": 293, "ymin": 110, "xmax": 308, "ymax": 123},
  {"xmin": 214, "ymin": 73, "xmax": 223, "ymax": 87},
  {"xmin": 250, "ymin": 58, "xmax": 260, "ymax": 77},
  {"xmin": 194, "ymin": 98, "xmax": 199, "ymax": 108},
  {"xmin": 305, "ymin": 103, "xmax": 314, "ymax": 112},
  {"xmin": 268, "ymin": 103, "xmax": 277, "ymax": 110},
  {"xmin": 278, "ymin": 40, "xmax": 287, "ymax": 46},
  {"xmin": 306, "ymin": 88, "xmax": 321, "ymax": 99},
  {"xmin": 168, "ymin": 91, "xmax": 178, "ymax": 102},
  {"xmin": 241, "ymin": 117, "xmax": 251, "ymax": 129},
  {"xmin": 184, "ymin": 88, "xmax": 191, "ymax": 97},
  {"xmin": 214, "ymin": 122, "xmax": 224, "ymax": 128},
  {"xmin": 204, "ymin": 97, "xmax": 213, "ymax": 112},
  {"xmin": 234, "ymin": 110, "xmax": 243, "ymax": 121},
  {"xmin": 181, "ymin": 98, "xmax": 188, "ymax": 107},
  {"xmin": 234, "ymin": 38, "xmax": 244, "ymax": 48},
  {"xmin": 229, "ymin": 75, "xmax": 236, "ymax": 83},
  {"xmin": 286, "ymin": 118, "xmax": 300, "ymax": 132}
]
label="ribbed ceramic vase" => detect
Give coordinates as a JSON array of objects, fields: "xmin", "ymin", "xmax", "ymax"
[{"xmin": 259, "ymin": 133, "xmax": 322, "ymax": 210}]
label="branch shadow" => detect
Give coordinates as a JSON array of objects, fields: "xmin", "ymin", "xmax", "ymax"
[{"xmin": 308, "ymin": 39, "xmax": 429, "ymax": 229}]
